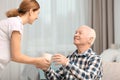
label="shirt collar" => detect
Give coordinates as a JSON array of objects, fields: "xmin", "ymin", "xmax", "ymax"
[
  {"xmin": 73, "ymin": 48, "xmax": 94, "ymax": 57},
  {"xmin": 17, "ymin": 16, "xmax": 23, "ymax": 24}
]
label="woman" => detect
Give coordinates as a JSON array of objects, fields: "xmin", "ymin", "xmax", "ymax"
[{"xmin": 0, "ymin": 0, "xmax": 49, "ymax": 73}]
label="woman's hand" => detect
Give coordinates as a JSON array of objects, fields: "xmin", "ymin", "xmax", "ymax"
[{"xmin": 35, "ymin": 57, "xmax": 51, "ymax": 71}]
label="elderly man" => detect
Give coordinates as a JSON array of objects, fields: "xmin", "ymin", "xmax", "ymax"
[{"xmin": 43, "ymin": 25, "xmax": 103, "ymax": 80}]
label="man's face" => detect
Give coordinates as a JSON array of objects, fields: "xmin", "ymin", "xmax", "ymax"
[{"xmin": 74, "ymin": 27, "xmax": 90, "ymax": 46}]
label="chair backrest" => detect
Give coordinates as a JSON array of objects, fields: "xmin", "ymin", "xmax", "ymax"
[{"xmin": 21, "ymin": 64, "xmax": 40, "ymax": 80}]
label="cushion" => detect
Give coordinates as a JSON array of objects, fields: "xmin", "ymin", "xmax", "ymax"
[
  {"xmin": 100, "ymin": 49, "xmax": 119, "ymax": 62},
  {"xmin": 102, "ymin": 62, "xmax": 120, "ymax": 80},
  {"xmin": 116, "ymin": 49, "xmax": 120, "ymax": 62}
]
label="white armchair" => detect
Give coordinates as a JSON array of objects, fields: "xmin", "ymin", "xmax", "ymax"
[{"xmin": 21, "ymin": 64, "xmax": 40, "ymax": 80}]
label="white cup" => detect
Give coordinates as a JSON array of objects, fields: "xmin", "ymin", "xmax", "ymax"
[{"xmin": 41, "ymin": 53, "xmax": 53, "ymax": 62}]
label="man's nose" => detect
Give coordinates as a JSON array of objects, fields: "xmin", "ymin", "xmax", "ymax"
[{"xmin": 74, "ymin": 33, "xmax": 79, "ymax": 36}]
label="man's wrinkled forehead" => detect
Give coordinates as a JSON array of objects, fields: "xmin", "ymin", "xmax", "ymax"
[{"xmin": 77, "ymin": 26, "xmax": 90, "ymax": 32}]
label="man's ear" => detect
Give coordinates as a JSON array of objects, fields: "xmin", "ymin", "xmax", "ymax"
[{"xmin": 88, "ymin": 37, "xmax": 93, "ymax": 44}]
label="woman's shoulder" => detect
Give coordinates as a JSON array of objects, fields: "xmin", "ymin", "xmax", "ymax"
[
  {"xmin": 7, "ymin": 16, "xmax": 22, "ymax": 26},
  {"xmin": 0, "ymin": 17, "xmax": 19, "ymax": 24}
]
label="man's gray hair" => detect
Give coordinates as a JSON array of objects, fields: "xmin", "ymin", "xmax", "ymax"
[
  {"xmin": 88, "ymin": 27, "xmax": 96, "ymax": 45},
  {"xmin": 80, "ymin": 25, "xmax": 96, "ymax": 46}
]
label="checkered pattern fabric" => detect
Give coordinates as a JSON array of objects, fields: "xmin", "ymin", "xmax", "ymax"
[{"xmin": 45, "ymin": 48, "xmax": 103, "ymax": 80}]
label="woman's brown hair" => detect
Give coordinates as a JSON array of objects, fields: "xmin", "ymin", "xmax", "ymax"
[{"xmin": 6, "ymin": 0, "xmax": 40, "ymax": 18}]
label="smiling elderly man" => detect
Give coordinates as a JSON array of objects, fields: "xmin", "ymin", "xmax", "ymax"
[{"xmin": 43, "ymin": 25, "xmax": 103, "ymax": 80}]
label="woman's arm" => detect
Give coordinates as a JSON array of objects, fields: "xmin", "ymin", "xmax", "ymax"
[
  {"xmin": 10, "ymin": 31, "xmax": 50, "ymax": 69},
  {"xmin": 10, "ymin": 31, "xmax": 37, "ymax": 64}
]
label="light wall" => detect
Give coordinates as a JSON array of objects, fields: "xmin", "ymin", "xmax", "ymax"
[{"xmin": 114, "ymin": 0, "xmax": 120, "ymax": 46}]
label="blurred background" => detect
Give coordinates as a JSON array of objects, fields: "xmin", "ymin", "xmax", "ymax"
[{"xmin": 0, "ymin": 0, "xmax": 119, "ymax": 80}]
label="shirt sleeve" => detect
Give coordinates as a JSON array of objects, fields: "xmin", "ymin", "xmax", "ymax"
[
  {"xmin": 65, "ymin": 56, "xmax": 102, "ymax": 80},
  {"xmin": 44, "ymin": 66, "xmax": 65, "ymax": 80},
  {"xmin": 8, "ymin": 23, "xmax": 23, "ymax": 38}
]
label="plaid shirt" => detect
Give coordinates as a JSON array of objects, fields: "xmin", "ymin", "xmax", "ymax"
[{"xmin": 45, "ymin": 48, "xmax": 103, "ymax": 80}]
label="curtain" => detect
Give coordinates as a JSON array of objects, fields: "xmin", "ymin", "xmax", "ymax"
[
  {"xmin": 88, "ymin": 0, "xmax": 114, "ymax": 54},
  {"xmin": 23, "ymin": 1, "xmax": 89, "ymax": 79},
  {"xmin": 22, "ymin": 0, "xmax": 89, "ymax": 57},
  {"xmin": 0, "ymin": 0, "xmax": 89, "ymax": 80}
]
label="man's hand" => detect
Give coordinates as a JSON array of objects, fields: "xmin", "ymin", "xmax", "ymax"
[{"xmin": 52, "ymin": 54, "xmax": 69, "ymax": 66}]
